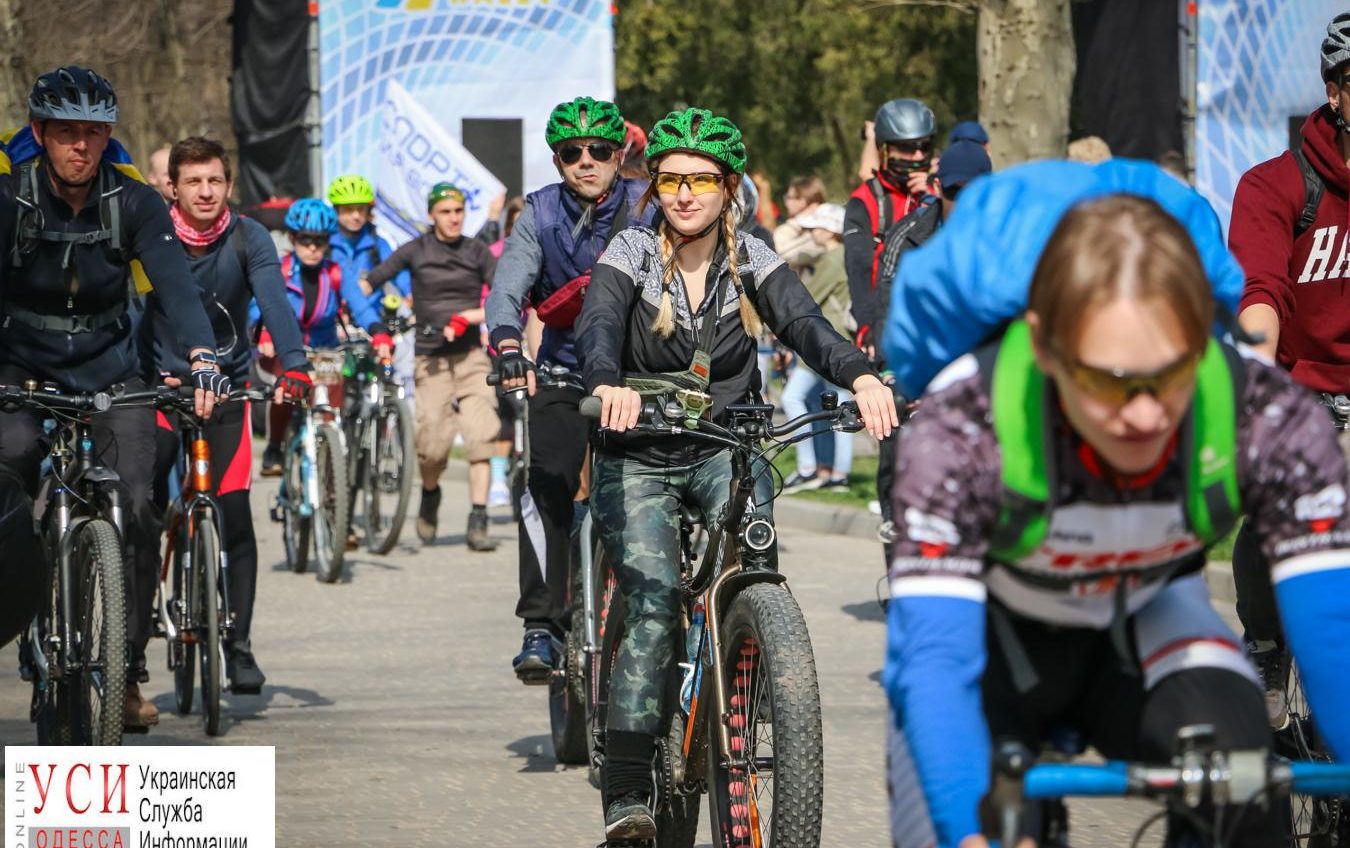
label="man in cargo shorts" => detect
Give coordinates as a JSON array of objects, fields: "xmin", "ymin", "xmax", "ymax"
[{"xmin": 365, "ymin": 182, "xmax": 500, "ymax": 550}]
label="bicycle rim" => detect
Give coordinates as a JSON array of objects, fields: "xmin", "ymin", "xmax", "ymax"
[
  {"xmin": 170, "ymin": 521, "xmax": 196, "ymax": 714},
  {"xmin": 707, "ymin": 583, "xmax": 823, "ymax": 848},
  {"xmin": 75, "ymin": 520, "xmax": 127, "ymax": 746},
  {"xmin": 197, "ymin": 518, "xmax": 222, "ymax": 736},
  {"xmin": 364, "ymin": 401, "xmax": 413, "ymax": 554},
  {"xmin": 313, "ymin": 423, "xmax": 348, "ymax": 583},
  {"xmin": 1282, "ymin": 660, "xmax": 1344, "ymax": 845},
  {"xmin": 282, "ymin": 438, "xmax": 311, "ymax": 574}
]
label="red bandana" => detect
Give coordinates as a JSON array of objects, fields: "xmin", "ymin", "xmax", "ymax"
[{"xmin": 171, "ymin": 203, "xmax": 232, "ymax": 248}]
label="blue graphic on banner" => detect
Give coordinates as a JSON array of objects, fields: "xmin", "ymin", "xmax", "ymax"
[
  {"xmin": 1196, "ymin": 0, "xmax": 1343, "ymax": 233},
  {"xmin": 320, "ymin": 0, "xmax": 614, "ymax": 205}
]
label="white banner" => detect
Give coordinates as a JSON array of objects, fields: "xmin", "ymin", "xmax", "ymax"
[
  {"xmin": 374, "ymin": 80, "xmax": 505, "ymax": 247},
  {"xmin": 6, "ymin": 746, "xmax": 275, "ymax": 848}
]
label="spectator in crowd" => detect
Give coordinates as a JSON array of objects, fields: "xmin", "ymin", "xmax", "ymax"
[
  {"xmin": 366, "ymin": 182, "xmax": 502, "ymax": 551},
  {"xmin": 773, "ymin": 176, "xmax": 829, "ymax": 275},
  {"xmin": 780, "ymin": 202, "xmax": 856, "ymax": 493},
  {"xmin": 144, "ymin": 144, "xmax": 174, "ymax": 204},
  {"xmin": 1067, "ymin": 135, "xmax": 1112, "ymax": 163},
  {"xmin": 948, "ymin": 120, "xmax": 989, "ymax": 150}
]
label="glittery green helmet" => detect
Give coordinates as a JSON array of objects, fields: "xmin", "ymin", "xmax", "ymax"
[
  {"xmin": 645, "ymin": 107, "xmax": 746, "ymax": 175},
  {"xmin": 544, "ymin": 96, "xmax": 626, "ymax": 148}
]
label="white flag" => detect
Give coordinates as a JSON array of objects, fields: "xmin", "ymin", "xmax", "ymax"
[{"xmin": 374, "ymin": 79, "xmax": 505, "ymax": 247}]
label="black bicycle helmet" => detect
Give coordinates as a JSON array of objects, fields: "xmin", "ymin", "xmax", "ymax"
[
  {"xmin": 28, "ymin": 66, "xmax": 118, "ymax": 123},
  {"xmin": 1323, "ymin": 12, "xmax": 1350, "ymax": 82}
]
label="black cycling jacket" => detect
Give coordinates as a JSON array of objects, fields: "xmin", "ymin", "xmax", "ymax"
[
  {"xmin": 577, "ymin": 226, "xmax": 874, "ymax": 465},
  {"xmin": 0, "ymin": 162, "xmax": 215, "ymax": 391}
]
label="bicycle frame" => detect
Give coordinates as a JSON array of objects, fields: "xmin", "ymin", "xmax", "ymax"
[{"xmin": 157, "ymin": 413, "xmax": 233, "ymax": 647}]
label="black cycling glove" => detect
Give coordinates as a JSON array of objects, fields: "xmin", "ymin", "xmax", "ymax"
[
  {"xmin": 496, "ymin": 347, "xmax": 534, "ymax": 382},
  {"xmin": 192, "ymin": 368, "xmax": 232, "ymax": 397}
]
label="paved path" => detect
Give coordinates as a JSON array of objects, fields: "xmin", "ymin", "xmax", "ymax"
[{"xmin": 0, "ymin": 452, "xmax": 1194, "ymax": 846}]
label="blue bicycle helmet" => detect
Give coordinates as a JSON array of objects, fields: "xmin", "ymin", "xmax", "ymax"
[{"xmin": 285, "ymin": 197, "xmax": 338, "ymax": 234}]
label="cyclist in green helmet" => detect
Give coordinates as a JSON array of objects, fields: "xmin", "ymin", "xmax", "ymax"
[
  {"xmin": 485, "ymin": 96, "xmax": 657, "ymax": 684},
  {"xmin": 576, "ymin": 106, "xmax": 898, "ymax": 840}
]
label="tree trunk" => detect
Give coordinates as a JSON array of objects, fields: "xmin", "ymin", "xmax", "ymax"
[
  {"xmin": 978, "ymin": 0, "xmax": 1075, "ymax": 167},
  {"xmin": 0, "ymin": 0, "xmax": 25, "ymax": 125}
]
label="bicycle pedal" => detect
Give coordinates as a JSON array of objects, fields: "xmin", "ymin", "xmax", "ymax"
[{"xmin": 268, "ymin": 505, "xmax": 284, "ymax": 523}]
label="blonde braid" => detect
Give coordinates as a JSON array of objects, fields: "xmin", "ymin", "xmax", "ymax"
[
  {"xmin": 650, "ymin": 220, "xmax": 677, "ymax": 338},
  {"xmin": 723, "ymin": 207, "xmax": 762, "ymax": 338}
]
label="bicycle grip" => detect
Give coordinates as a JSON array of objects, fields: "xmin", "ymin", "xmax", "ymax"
[
  {"xmin": 486, "ymin": 372, "xmax": 501, "ymax": 386},
  {"xmin": 579, "ymin": 396, "xmax": 603, "ymax": 419}
]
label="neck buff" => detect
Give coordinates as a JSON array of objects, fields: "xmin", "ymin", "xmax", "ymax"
[{"xmin": 171, "ymin": 203, "xmax": 232, "ymax": 248}]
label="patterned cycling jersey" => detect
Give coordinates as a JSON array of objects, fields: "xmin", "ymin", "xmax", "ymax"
[{"xmin": 889, "ymin": 349, "xmax": 1350, "ymax": 627}]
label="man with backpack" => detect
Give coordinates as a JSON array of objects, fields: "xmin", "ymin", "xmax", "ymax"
[
  {"xmin": 842, "ymin": 97, "xmax": 939, "ymax": 565},
  {"xmin": 1228, "ymin": 11, "xmax": 1350, "ymax": 729},
  {"xmin": 485, "ymin": 96, "xmax": 653, "ymax": 682}
]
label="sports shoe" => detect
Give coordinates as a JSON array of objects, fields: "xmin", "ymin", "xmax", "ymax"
[
  {"xmin": 466, "ymin": 509, "xmax": 498, "ymax": 552},
  {"xmin": 818, "ymin": 475, "xmax": 850, "ymax": 490},
  {"xmin": 513, "ymin": 628, "xmax": 560, "ymax": 685},
  {"xmin": 1246, "ymin": 639, "xmax": 1290, "ymax": 730},
  {"xmin": 226, "ymin": 645, "xmax": 266, "ymax": 694},
  {"xmin": 604, "ymin": 792, "xmax": 656, "ymax": 841},
  {"xmin": 260, "ymin": 444, "xmax": 284, "ymax": 477},
  {"xmin": 416, "ymin": 486, "xmax": 441, "ymax": 544},
  {"xmin": 782, "ymin": 470, "xmax": 824, "ymax": 494},
  {"xmin": 123, "ymin": 682, "xmax": 159, "ymax": 730}
]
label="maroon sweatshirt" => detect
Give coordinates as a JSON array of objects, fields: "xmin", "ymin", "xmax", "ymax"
[{"xmin": 1232, "ymin": 105, "xmax": 1350, "ymax": 394}]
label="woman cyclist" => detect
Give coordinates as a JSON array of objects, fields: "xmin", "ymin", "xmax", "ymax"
[
  {"xmin": 884, "ymin": 190, "xmax": 1350, "ymax": 848},
  {"xmin": 576, "ymin": 106, "xmax": 898, "ymax": 841},
  {"xmin": 256, "ymin": 198, "xmax": 392, "ymax": 474}
]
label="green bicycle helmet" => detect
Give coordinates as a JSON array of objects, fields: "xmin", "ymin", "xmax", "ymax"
[
  {"xmin": 427, "ymin": 181, "xmax": 465, "ymax": 211},
  {"xmin": 545, "ymin": 96, "xmax": 626, "ymax": 148},
  {"xmin": 645, "ymin": 107, "xmax": 746, "ymax": 175},
  {"xmin": 327, "ymin": 174, "xmax": 375, "ymax": 206}
]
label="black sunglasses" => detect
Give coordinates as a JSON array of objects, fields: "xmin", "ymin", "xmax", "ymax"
[
  {"xmin": 888, "ymin": 139, "xmax": 933, "ymax": 156},
  {"xmin": 295, "ymin": 234, "xmax": 328, "ymax": 248},
  {"xmin": 557, "ymin": 142, "xmax": 616, "ymax": 165}
]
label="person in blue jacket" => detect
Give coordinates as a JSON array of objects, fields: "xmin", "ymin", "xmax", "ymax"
[
  {"xmin": 255, "ymin": 198, "xmax": 392, "ymax": 473},
  {"xmin": 326, "ymin": 174, "xmax": 410, "ymax": 313}
]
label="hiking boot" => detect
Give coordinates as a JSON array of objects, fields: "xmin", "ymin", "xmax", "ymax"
[
  {"xmin": 466, "ymin": 509, "xmax": 497, "ymax": 552},
  {"xmin": 1247, "ymin": 639, "xmax": 1290, "ymax": 730},
  {"xmin": 604, "ymin": 792, "xmax": 656, "ymax": 841},
  {"xmin": 226, "ymin": 645, "xmax": 266, "ymax": 694},
  {"xmin": 512, "ymin": 628, "xmax": 560, "ymax": 685},
  {"xmin": 260, "ymin": 444, "xmax": 284, "ymax": 477},
  {"xmin": 123, "ymin": 682, "xmax": 159, "ymax": 730},
  {"xmin": 416, "ymin": 486, "xmax": 441, "ymax": 544}
]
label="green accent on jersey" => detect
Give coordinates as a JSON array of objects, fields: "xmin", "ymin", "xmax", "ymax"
[
  {"xmin": 988, "ymin": 319, "xmax": 1240, "ymax": 563},
  {"xmin": 645, "ymin": 107, "xmax": 747, "ymax": 175},
  {"xmin": 545, "ymin": 97, "xmax": 626, "ymax": 147}
]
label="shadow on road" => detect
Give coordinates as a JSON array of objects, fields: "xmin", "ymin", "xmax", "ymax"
[
  {"xmin": 505, "ymin": 733, "xmax": 573, "ymax": 774},
  {"xmin": 841, "ymin": 599, "xmax": 885, "ymax": 624}
]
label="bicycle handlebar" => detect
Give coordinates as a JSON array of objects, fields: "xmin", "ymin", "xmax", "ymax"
[
  {"xmin": 1021, "ymin": 758, "xmax": 1350, "ymax": 800},
  {"xmin": 0, "ymin": 383, "xmax": 268, "ymax": 417},
  {"xmin": 577, "ymin": 394, "xmax": 863, "ymax": 445},
  {"xmin": 487, "ymin": 365, "xmax": 585, "ymax": 392}
]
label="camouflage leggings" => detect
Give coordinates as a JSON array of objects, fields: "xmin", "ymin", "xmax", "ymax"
[{"xmin": 592, "ymin": 449, "xmax": 775, "ymax": 737}]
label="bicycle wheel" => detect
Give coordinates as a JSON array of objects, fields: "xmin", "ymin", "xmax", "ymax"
[
  {"xmin": 313, "ymin": 422, "xmax": 349, "ymax": 584},
  {"xmin": 196, "ymin": 516, "xmax": 223, "ymax": 736},
  {"xmin": 1280, "ymin": 659, "xmax": 1346, "ymax": 846},
  {"xmin": 363, "ymin": 398, "xmax": 414, "ymax": 554},
  {"xmin": 707, "ymin": 583, "xmax": 823, "ymax": 848},
  {"xmin": 170, "ymin": 520, "xmax": 196, "ymax": 715},
  {"xmin": 550, "ymin": 567, "xmax": 589, "ymax": 765},
  {"xmin": 73, "ymin": 519, "xmax": 127, "ymax": 746},
  {"xmin": 282, "ymin": 433, "xmax": 311, "ymax": 575}
]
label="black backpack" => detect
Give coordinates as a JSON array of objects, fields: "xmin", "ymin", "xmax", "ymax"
[
  {"xmin": 875, "ymin": 196, "xmax": 939, "ymax": 291},
  {"xmin": 1292, "ymin": 142, "xmax": 1324, "ymax": 238}
]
